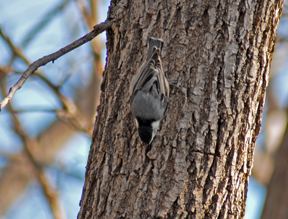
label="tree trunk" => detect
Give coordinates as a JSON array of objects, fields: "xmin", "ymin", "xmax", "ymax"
[
  {"xmin": 261, "ymin": 110, "xmax": 288, "ymax": 219},
  {"xmin": 78, "ymin": 0, "xmax": 283, "ymax": 218}
]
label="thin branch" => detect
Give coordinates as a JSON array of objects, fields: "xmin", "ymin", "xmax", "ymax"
[
  {"xmin": 10, "ymin": 108, "xmax": 58, "ymax": 113},
  {"xmin": 0, "ymin": 20, "xmax": 112, "ymax": 111},
  {"xmin": 0, "ymin": 29, "xmax": 60, "ymax": 94},
  {"xmin": 0, "ymin": 27, "xmax": 31, "ymax": 65},
  {"xmin": 1, "ymin": 65, "xmax": 93, "ymax": 135}
]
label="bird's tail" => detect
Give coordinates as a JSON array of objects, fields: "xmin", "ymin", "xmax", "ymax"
[{"xmin": 147, "ymin": 37, "xmax": 164, "ymax": 61}]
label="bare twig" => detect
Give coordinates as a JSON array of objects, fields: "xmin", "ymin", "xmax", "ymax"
[
  {"xmin": 8, "ymin": 108, "xmax": 58, "ymax": 113},
  {"xmin": 1, "ymin": 65, "xmax": 93, "ymax": 134},
  {"xmin": 0, "ymin": 20, "xmax": 112, "ymax": 111}
]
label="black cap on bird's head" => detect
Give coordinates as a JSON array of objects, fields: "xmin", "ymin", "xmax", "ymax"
[{"xmin": 138, "ymin": 126, "xmax": 154, "ymax": 145}]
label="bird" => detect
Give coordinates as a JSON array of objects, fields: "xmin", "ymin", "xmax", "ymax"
[{"xmin": 130, "ymin": 37, "xmax": 169, "ymax": 145}]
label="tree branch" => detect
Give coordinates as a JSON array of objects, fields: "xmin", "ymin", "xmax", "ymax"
[
  {"xmin": 0, "ymin": 20, "xmax": 112, "ymax": 111},
  {"xmin": 1, "ymin": 65, "xmax": 93, "ymax": 135}
]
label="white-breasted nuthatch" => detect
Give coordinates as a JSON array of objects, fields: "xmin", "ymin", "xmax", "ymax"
[{"xmin": 130, "ymin": 37, "xmax": 169, "ymax": 145}]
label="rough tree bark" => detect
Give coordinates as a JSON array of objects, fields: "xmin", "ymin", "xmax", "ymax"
[{"xmin": 78, "ymin": 0, "xmax": 283, "ymax": 218}]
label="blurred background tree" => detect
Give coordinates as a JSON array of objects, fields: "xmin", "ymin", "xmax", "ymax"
[
  {"xmin": 0, "ymin": 0, "xmax": 287, "ymax": 218},
  {"xmin": 0, "ymin": 0, "xmax": 109, "ymax": 218}
]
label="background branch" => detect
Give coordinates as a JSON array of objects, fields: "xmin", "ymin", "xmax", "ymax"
[
  {"xmin": 0, "ymin": 2, "xmax": 110, "ymax": 217},
  {"xmin": 0, "ymin": 80, "xmax": 64, "ymax": 219},
  {"xmin": 0, "ymin": 20, "xmax": 112, "ymax": 111}
]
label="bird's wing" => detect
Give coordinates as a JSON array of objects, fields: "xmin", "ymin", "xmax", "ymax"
[{"xmin": 131, "ymin": 48, "xmax": 169, "ymax": 100}]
